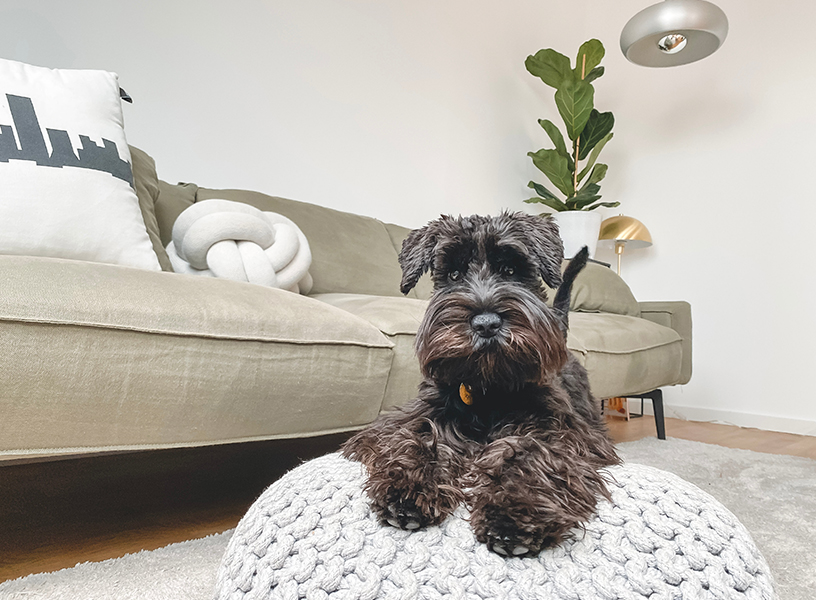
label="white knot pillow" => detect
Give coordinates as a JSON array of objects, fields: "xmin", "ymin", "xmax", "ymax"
[{"xmin": 167, "ymin": 199, "xmax": 313, "ymax": 294}]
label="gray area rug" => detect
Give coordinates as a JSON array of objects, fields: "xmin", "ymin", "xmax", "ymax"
[
  {"xmin": 617, "ymin": 437, "xmax": 815, "ymax": 600},
  {"xmin": 0, "ymin": 437, "xmax": 812, "ymax": 600}
]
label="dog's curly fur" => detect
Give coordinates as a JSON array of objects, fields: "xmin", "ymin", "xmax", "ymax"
[{"xmin": 342, "ymin": 212, "xmax": 620, "ymax": 557}]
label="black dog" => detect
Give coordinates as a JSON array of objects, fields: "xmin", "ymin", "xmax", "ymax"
[{"xmin": 342, "ymin": 212, "xmax": 619, "ymax": 557}]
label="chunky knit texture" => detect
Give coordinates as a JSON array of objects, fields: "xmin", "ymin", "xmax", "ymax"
[{"xmin": 215, "ymin": 453, "xmax": 775, "ymax": 600}]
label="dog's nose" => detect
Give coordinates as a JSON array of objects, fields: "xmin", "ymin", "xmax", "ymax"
[{"xmin": 471, "ymin": 312, "xmax": 502, "ymax": 338}]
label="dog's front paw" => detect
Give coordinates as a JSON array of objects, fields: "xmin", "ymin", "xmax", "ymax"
[
  {"xmin": 472, "ymin": 505, "xmax": 568, "ymax": 558},
  {"xmin": 382, "ymin": 497, "xmax": 428, "ymax": 530},
  {"xmin": 476, "ymin": 511, "xmax": 549, "ymax": 557},
  {"xmin": 370, "ymin": 494, "xmax": 442, "ymax": 530}
]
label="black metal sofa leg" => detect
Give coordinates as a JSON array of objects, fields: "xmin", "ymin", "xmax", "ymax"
[
  {"xmin": 653, "ymin": 390, "xmax": 666, "ymax": 440},
  {"xmin": 645, "ymin": 389, "xmax": 666, "ymax": 440},
  {"xmin": 625, "ymin": 390, "xmax": 667, "ymax": 440}
]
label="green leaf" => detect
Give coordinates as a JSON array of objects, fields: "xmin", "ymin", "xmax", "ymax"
[
  {"xmin": 582, "ymin": 200, "xmax": 621, "ymax": 211},
  {"xmin": 579, "ymin": 163, "xmax": 608, "ymax": 188},
  {"xmin": 573, "ymin": 196, "xmax": 603, "ymax": 210},
  {"xmin": 554, "ymin": 76, "xmax": 594, "ymax": 141},
  {"xmin": 571, "ymin": 183, "xmax": 602, "ymax": 209},
  {"xmin": 583, "ymin": 66, "xmax": 604, "ymax": 84},
  {"xmin": 528, "ymin": 149, "xmax": 574, "ymax": 197},
  {"xmin": 564, "ymin": 197, "xmax": 581, "ymax": 210},
  {"xmin": 577, "ymin": 182, "xmax": 600, "ymax": 196},
  {"xmin": 575, "ymin": 39, "xmax": 605, "ymax": 78},
  {"xmin": 527, "ymin": 180, "xmax": 561, "ymax": 201},
  {"xmin": 525, "ymin": 49, "xmax": 571, "ymax": 89},
  {"xmin": 578, "ymin": 110, "xmax": 614, "ymax": 160},
  {"xmin": 524, "ymin": 196, "xmax": 569, "ymax": 212},
  {"xmin": 576, "ymin": 132, "xmax": 613, "ymax": 182},
  {"xmin": 538, "ymin": 119, "xmax": 568, "ymax": 158}
]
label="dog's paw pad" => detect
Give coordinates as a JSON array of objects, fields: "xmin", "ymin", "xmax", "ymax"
[
  {"xmin": 381, "ymin": 500, "xmax": 430, "ymax": 530},
  {"xmin": 482, "ymin": 522, "xmax": 543, "ymax": 558},
  {"xmin": 487, "ymin": 537, "xmax": 538, "ymax": 558},
  {"xmin": 492, "ymin": 543, "xmax": 508, "ymax": 555}
]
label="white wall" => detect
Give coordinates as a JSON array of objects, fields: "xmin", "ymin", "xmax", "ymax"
[{"xmin": 2, "ymin": 0, "xmax": 814, "ymax": 434}]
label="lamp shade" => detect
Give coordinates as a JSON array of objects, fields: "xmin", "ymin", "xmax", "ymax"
[
  {"xmin": 598, "ymin": 216, "xmax": 653, "ymax": 249},
  {"xmin": 620, "ymin": 0, "xmax": 728, "ymax": 67}
]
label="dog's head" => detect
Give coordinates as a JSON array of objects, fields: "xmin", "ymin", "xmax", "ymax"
[{"xmin": 399, "ymin": 212, "xmax": 569, "ymax": 390}]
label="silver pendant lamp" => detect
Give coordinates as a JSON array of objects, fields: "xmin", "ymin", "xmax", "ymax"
[{"xmin": 620, "ymin": 0, "xmax": 728, "ymax": 67}]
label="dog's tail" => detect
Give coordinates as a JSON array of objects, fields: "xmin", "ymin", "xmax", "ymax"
[{"xmin": 553, "ymin": 246, "xmax": 589, "ymax": 336}]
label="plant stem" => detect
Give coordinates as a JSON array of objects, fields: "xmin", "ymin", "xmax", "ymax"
[{"xmin": 572, "ymin": 54, "xmax": 586, "ymax": 201}]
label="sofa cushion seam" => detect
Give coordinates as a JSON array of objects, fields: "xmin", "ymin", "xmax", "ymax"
[
  {"xmin": 0, "ymin": 426, "xmax": 371, "ymax": 459},
  {"xmin": 569, "ymin": 338, "xmax": 682, "ymax": 355},
  {"xmin": 0, "ymin": 316, "xmax": 394, "ymax": 349}
]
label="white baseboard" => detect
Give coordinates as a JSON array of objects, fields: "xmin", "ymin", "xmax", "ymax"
[{"xmin": 635, "ymin": 401, "xmax": 816, "ymax": 437}]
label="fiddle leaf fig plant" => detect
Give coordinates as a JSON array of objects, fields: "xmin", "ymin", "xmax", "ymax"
[{"xmin": 524, "ymin": 39, "xmax": 619, "ymax": 212}]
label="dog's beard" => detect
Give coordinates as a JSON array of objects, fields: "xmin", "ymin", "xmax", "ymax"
[{"xmin": 415, "ymin": 288, "xmax": 569, "ymax": 390}]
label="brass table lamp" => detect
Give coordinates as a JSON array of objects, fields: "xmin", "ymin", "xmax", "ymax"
[
  {"xmin": 598, "ymin": 216, "xmax": 653, "ymax": 275},
  {"xmin": 598, "ymin": 215, "xmax": 654, "ymax": 422}
]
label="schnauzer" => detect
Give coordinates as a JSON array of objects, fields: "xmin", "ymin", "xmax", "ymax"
[{"xmin": 341, "ymin": 212, "xmax": 619, "ymax": 557}]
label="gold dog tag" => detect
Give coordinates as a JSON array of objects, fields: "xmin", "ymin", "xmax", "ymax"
[{"xmin": 459, "ymin": 383, "xmax": 473, "ymax": 406}]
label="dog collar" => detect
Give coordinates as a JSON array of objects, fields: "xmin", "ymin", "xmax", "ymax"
[{"xmin": 459, "ymin": 383, "xmax": 474, "ymax": 406}]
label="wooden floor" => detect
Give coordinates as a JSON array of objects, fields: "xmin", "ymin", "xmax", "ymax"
[
  {"xmin": 1, "ymin": 416, "xmax": 814, "ymax": 583},
  {"xmin": 605, "ymin": 413, "xmax": 816, "ymax": 459}
]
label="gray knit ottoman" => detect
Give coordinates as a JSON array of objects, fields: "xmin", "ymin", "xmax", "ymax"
[{"xmin": 214, "ymin": 453, "xmax": 775, "ymax": 600}]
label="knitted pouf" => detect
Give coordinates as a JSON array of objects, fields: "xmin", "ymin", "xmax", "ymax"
[{"xmin": 215, "ymin": 454, "xmax": 775, "ymax": 600}]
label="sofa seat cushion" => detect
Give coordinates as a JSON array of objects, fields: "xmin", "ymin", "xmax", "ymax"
[
  {"xmin": 0, "ymin": 255, "xmax": 394, "ymax": 459},
  {"xmin": 312, "ymin": 294, "xmax": 684, "ymax": 407},
  {"xmin": 567, "ymin": 312, "xmax": 683, "ymax": 399},
  {"xmin": 311, "ymin": 293, "xmax": 427, "ymax": 411}
]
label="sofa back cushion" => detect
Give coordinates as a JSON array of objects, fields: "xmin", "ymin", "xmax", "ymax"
[
  {"xmin": 381, "ymin": 223, "xmax": 639, "ymax": 312},
  {"xmin": 382, "ymin": 222, "xmax": 433, "ymax": 300},
  {"xmin": 196, "ymin": 188, "xmax": 404, "ymax": 297},
  {"xmin": 570, "ymin": 261, "xmax": 640, "ymax": 317},
  {"xmin": 130, "ymin": 146, "xmax": 173, "ymax": 271},
  {"xmin": 546, "ymin": 259, "xmax": 640, "ymax": 317},
  {"xmin": 155, "ymin": 180, "xmax": 198, "ymax": 247}
]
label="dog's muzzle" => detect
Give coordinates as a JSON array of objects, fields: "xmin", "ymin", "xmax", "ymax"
[{"xmin": 471, "ymin": 312, "xmax": 502, "ymax": 338}]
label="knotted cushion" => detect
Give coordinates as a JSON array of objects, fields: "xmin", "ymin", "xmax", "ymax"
[
  {"xmin": 215, "ymin": 454, "xmax": 775, "ymax": 600},
  {"xmin": 167, "ymin": 199, "xmax": 313, "ymax": 294}
]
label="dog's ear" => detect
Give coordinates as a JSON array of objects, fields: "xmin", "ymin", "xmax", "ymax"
[
  {"xmin": 398, "ymin": 223, "xmax": 437, "ymax": 294},
  {"xmin": 516, "ymin": 213, "xmax": 564, "ymax": 289}
]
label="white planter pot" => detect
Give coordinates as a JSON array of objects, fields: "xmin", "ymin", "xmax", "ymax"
[{"xmin": 553, "ymin": 211, "xmax": 603, "ymax": 259}]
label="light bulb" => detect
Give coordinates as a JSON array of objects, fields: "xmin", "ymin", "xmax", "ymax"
[{"xmin": 657, "ymin": 34, "xmax": 688, "ymax": 54}]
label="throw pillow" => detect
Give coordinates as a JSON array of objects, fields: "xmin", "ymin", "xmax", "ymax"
[
  {"xmin": 167, "ymin": 199, "xmax": 314, "ymax": 294},
  {"xmin": 0, "ymin": 58, "xmax": 160, "ymax": 271}
]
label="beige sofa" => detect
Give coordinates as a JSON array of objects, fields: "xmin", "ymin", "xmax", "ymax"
[{"xmin": 0, "ymin": 148, "xmax": 691, "ymax": 462}]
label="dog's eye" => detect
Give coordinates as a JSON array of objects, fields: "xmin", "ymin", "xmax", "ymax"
[
  {"xmin": 500, "ymin": 265, "xmax": 516, "ymax": 277},
  {"xmin": 448, "ymin": 270, "xmax": 462, "ymax": 282}
]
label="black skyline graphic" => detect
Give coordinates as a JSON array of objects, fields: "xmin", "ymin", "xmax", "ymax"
[{"xmin": 0, "ymin": 94, "xmax": 133, "ymax": 186}]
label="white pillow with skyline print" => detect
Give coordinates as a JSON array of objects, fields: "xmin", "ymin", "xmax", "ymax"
[{"xmin": 0, "ymin": 58, "xmax": 160, "ymax": 270}]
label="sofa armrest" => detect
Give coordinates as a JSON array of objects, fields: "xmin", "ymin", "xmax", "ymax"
[{"xmin": 638, "ymin": 301, "xmax": 692, "ymax": 385}]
